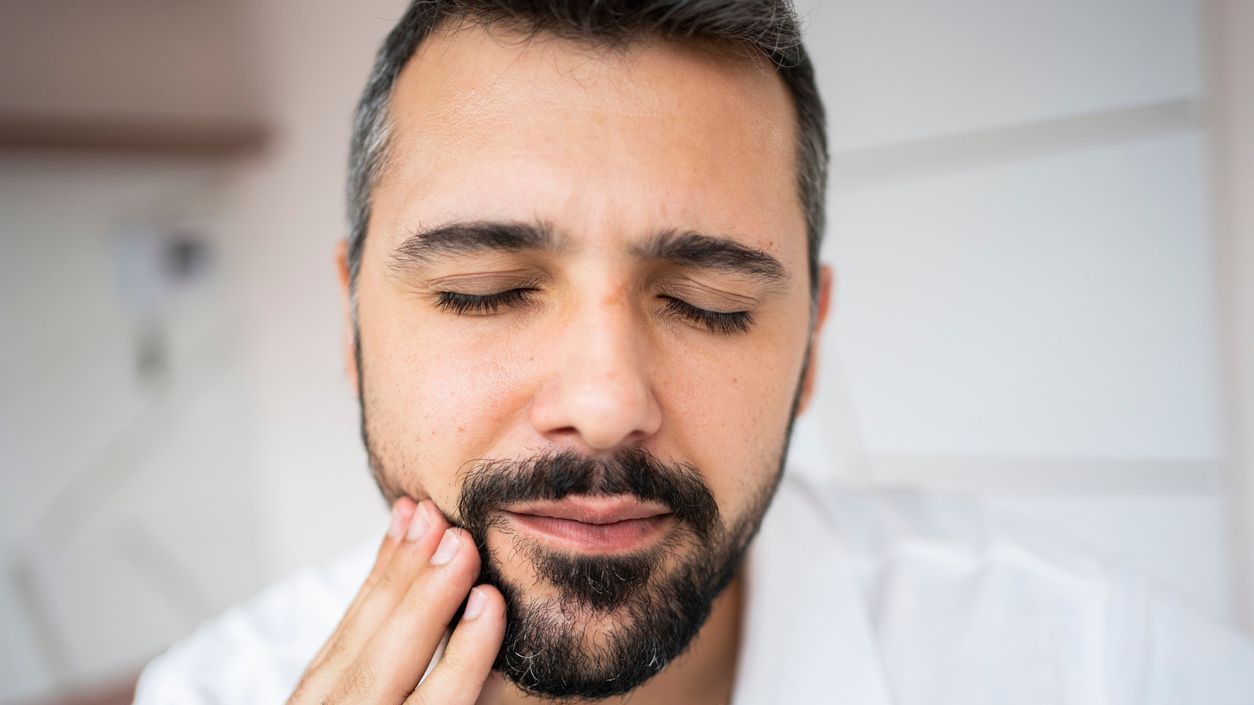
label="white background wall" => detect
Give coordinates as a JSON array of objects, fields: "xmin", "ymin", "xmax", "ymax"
[
  {"xmin": 0, "ymin": 0, "xmax": 1246, "ymax": 701},
  {"xmin": 786, "ymin": 0, "xmax": 1235, "ymax": 620}
]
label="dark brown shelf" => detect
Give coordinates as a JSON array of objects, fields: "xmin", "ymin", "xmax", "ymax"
[{"xmin": 0, "ymin": 114, "xmax": 270, "ymax": 158}]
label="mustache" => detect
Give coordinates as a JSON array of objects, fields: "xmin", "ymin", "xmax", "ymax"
[{"xmin": 456, "ymin": 448, "xmax": 721, "ymax": 543}]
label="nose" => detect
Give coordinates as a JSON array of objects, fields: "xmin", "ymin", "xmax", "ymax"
[{"xmin": 529, "ymin": 294, "xmax": 663, "ymax": 452}]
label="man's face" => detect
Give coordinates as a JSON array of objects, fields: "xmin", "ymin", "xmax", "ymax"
[{"xmin": 349, "ymin": 24, "xmax": 826, "ymax": 698}]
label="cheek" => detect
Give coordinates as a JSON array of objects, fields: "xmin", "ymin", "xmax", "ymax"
[
  {"xmin": 363, "ymin": 310, "xmax": 535, "ymax": 499},
  {"xmin": 654, "ymin": 326, "xmax": 805, "ymax": 517}
]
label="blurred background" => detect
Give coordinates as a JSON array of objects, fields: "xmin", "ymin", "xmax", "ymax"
[{"xmin": 1, "ymin": 0, "xmax": 1251, "ymax": 702}]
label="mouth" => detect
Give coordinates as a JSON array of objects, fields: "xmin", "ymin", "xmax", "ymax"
[{"xmin": 500, "ymin": 495, "xmax": 674, "ymax": 553}]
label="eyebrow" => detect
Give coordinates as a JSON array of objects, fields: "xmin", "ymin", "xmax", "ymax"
[
  {"xmin": 390, "ymin": 220, "xmax": 788, "ymax": 284},
  {"xmin": 634, "ymin": 230, "xmax": 789, "ymax": 284},
  {"xmin": 391, "ymin": 221, "xmax": 562, "ymax": 268}
]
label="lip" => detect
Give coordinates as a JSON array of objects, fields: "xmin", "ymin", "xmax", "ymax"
[{"xmin": 501, "ymin": 495, "xmax": 673, "ymax": 552}]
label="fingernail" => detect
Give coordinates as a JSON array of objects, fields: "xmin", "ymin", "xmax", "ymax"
[
  {"xmin": 407, "ymin": 501, "xmax": 432, "ymax": 541},
  {"xmin": 387, "ymin": 502, "xmax": 407, "ymax": 539},
  {"xmin": 431, "ymin": 528, "xmax": 461, "ymax": 565},
  {"xmin": 464, "ymin": 586, "xmax": 487, "ymax": 620}
]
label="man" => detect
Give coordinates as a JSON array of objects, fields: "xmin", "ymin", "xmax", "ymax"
[{"xmin": 135, "ymin": 1, "xmax": 1254, "ymax": 704}]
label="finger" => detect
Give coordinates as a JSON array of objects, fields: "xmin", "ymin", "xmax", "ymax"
[
  {"xmin": 325, "ymin": 499, "xmax": 450, "ymax": 658},
  {"xmin": 291, "ymin": 497, "xmax": 418, "ymax": 703},
  {"xmin": 406, "ymin": 585, "xmax": 507, "ymax": 705},
  {"xmin": 308, "ymin": 497, "xmax": 417, "ymax": 670},
  {"xmin": 332, "ymin": 525, "xmax": 482, "ymax": 703},
  {"xmin": 293, "ymin": 499, "xmax": 452, "ymax": 702}
]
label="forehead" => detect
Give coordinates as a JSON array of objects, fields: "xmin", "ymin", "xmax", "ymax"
[{"xmin": 370, "ymin": 24, "xmax": 805, "ymax": 260}]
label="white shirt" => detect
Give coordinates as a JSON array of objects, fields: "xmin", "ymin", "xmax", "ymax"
[{"xmin": 134, "ymin": 474, "xmax": 1254, "ymax": 704}]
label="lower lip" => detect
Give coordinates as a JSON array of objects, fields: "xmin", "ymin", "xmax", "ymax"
[{"xmin": 502, "ymin": 511, "xmax": 673, "ymax": 552}]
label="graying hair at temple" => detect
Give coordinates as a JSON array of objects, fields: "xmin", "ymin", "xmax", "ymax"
[{"xmin": 344, "ymin": 0, "xmax": 829, "ymax": 305}]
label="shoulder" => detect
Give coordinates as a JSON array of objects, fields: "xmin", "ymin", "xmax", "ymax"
[
  {"xmin": 774, "ymin": 471, "xmax": 1254, "ymax": 704},
  {"xmin": 133, "ymin": 538, "xmax": 376, "ymax": 705}
]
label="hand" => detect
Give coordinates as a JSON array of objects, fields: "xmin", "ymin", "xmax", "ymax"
[{"xmin": 287, "ymin": 497, "xmax": 507, "ymax": 705}]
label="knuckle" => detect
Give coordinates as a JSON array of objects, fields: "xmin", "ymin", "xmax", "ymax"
[
  {"xmin": 288, "ymin": 662, "xmax": 338, "ymax": 704},
  {"xmin": 400, "ymin": 572, "xmax": 466, "ymax": 617},
  {"xmin": 436, "ymin": 648, "xmax": 470, "ymax": 674},
  {"xmin": 374, "ymin": 568, "xmax": 405, "ymax": 598},
  {"xmin": 322, "ymin": 637, "xmax": 354, "ymax": 668},
  {"xmin": 336, "ymin": 661, "xmax": 379, "ymax": 699},
  {"xmin": 361, "ymin": 560, "xmax": 390, "ymax": 591},
  {"xmin": 408, "ymin": 690, "xmax": 437, "ymax": 705},
  {"xmin": 374, "ymin": 556, "xmax": 423, "ymax": 601}
]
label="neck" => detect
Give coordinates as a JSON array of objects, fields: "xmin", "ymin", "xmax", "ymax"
[{"xmin": 491, "ymin": 568, "xmax": 745, "ymax": 705}]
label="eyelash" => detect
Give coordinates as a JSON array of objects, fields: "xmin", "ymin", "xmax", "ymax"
[
  {"xmin": 434, "ymin": 288, "xmax": 537, "ymax": 315},
  {"xmin": 659, "ymin": 296, "xmax": 754, "ymax": 335},
  {"xmin": 432, "ymin": 289, "xmax": 754, "ymax": 335}
]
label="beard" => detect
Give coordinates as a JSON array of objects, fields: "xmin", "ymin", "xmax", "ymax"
[
  {"xmin": 355, "ymin": 330, "xmax": 811, "ymax": 700},
  {"xmin": 456, "ymin": 448, "xmax": 773, "ymax": 699}
]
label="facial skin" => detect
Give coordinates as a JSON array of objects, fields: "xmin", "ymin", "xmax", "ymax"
[{"xmin": 342, "ymin": 23, "xmax": 832, "ymax": 704}]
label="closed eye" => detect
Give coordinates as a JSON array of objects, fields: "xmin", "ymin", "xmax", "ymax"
[
  {"xmin": 432, "ymin": 288, "xmax": 755, "ymax": 335},
  {"xmin": 433, "ymin": 288, "xmax": 537, "ymax": 315},
  {"xmin": 659, "ymin": 296, "xmax": 754, "ymax": 335}
]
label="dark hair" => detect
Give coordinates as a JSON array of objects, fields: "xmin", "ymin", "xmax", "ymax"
[{"xmin": 346, "ymin": 0, "xmax": 827, "ymax": 303}]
